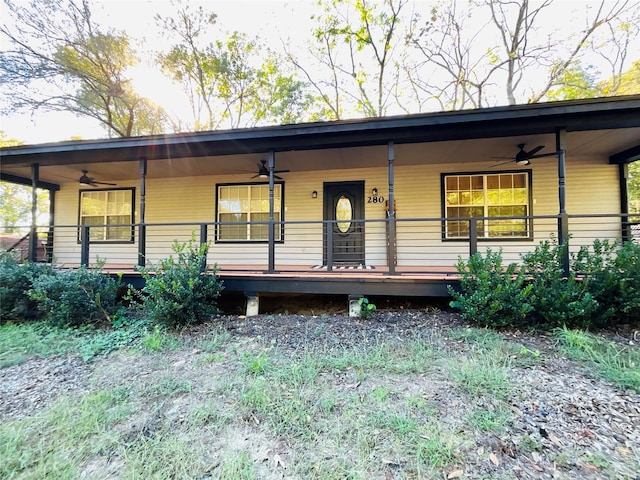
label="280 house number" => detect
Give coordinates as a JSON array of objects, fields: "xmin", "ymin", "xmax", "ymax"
[{"xmin": 367, "ymin": 195, "xmax": 385, "ymax": 203}]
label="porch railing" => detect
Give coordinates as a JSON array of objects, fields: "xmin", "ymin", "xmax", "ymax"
[{"xmin": 2, "ymin": 213, "xmax": 638, "ymax": 275}]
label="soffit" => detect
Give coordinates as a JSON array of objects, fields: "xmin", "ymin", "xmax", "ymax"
[{"xmin": 2, "ymin": 128, "xmax": 637, "ymax": 185}]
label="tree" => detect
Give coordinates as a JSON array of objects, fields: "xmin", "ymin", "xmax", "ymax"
[
  {"xmin": 405, "ymin": 1, "xmax": 498, "ymax": 110},
  {"xmin": 406, "ymin": 0, "xmax": 639, "ymax": 109},
  {"xmin": 0, "ymin": 133, "xmax": 49, "ymax": 233},
  {"xmin": 156, "ymin": 2, "xmax": 220, "ymax": 131},
  {"xmin": 0, "ymin": 0, "xmax": 171, "ymax": 137},
  {"xmin": 157, "ymin": 2, "xmax": 313, "ymax": 130},
  {"xmin": 602, "ymin": 59, "xmax": 640, "ymax": 96},
  {"xmin": 629, "ymin": 163, "xmax": 640, "ymax": 217},
  {"xmin": 289, "ymin": 0, "xmax": 409, "ymax": 119},
  {"xmin": 543, "ymin": 59, "xmax": 640, "ymax": 218}
]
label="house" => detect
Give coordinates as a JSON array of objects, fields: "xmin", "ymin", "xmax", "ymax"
[
  {"xmin": 1, "ymin": 96, "xmax": 639, "ymax": 313},
  {"xmin": 0, "ymin": 233, "xmax": 47, "ymax": 262}
]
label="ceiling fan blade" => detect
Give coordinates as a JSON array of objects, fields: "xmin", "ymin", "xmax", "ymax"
[
  {"xmin": 489, "ymin": 159, "xmax": 514, "ymax": 168},
  {"xmin": 274, "ymin": 174, "xmax": 283, "ymax": 180},
  {"xmin": 79, "ymin": 170, "xmax": 116, "ymax": 186},
  {"xmin": 531, "ymin": 151, "xmax": 558, "ymax": 159},
  {"xmin": 527, "ymin": 145, "xmax": 545, "ymax": 156},
  {"xmin": 273, "ymin": 169, "xmax": 290, "ymax": 174}
]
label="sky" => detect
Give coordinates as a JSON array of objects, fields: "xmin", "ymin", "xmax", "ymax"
[
  {"xmin": 0, "ymin": 0, "xmax": 636, "ymax": 145},
  {"xmin": 1, "ymin": 0, "xmax": 317, "ymax": 144}
]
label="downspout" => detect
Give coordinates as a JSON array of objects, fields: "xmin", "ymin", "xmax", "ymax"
[
  {"xmin": 267, "ymin": 150, "xmax": 275, "ymax": 273},
  {"xmin": 387, "ymin": 142, "xmax": 397, "ymax": 274},
  {"xmin": 29, "ymin": 163, "xmax": 39, "ymax": 262},
  {"xmin": 138, "ymin": 157, "xmax": 147, "ymax": 267},
  {"xmin": 619, "ymin": 163, "xmax": 630, "ymax": 242},
  {"xmin": 556, "ymin": 128, "xmax": 570, "ymax": 276}
]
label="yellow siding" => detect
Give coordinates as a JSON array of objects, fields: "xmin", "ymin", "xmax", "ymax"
[{"xmin": 51, "ymin": 152, "xmax": 621, "ymax": 268}]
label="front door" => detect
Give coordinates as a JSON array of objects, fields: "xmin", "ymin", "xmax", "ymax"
[{"xmin": 323, "ymin": 181, "xmax": 365, "ymax": 265}]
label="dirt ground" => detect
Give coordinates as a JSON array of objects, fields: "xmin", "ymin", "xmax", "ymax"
[{"xmin": 1, "ymin": 295, "xmax": 639, "ymax": 479}]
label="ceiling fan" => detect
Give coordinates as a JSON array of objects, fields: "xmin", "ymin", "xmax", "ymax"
[
  {"xmin": 491, "ymin": 143, "xmax": 558, "ymax": 167},
  {"xmin": 251, "ymin": 159, "xmax": 290, "ymax": 180},
  {"xmin": 79, "ymin": 170, "xmax": 117, "ymax": 187}
]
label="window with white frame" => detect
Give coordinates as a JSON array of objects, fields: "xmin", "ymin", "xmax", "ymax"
[
  {"xmin": 442, "ymin": 172, "xmax": 531, "ymax": 239},
  {"xmin": 79, "ymin": 189, "xmax": 134, "ymax": 242},
  {"xmin": 216, "ymin": 183, "xmax": 283, "ymax": 241}
]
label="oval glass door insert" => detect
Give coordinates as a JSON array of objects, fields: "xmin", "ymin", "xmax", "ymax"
[{"xmin": 336, "ymin": 196, "xmax": 352, "ymax": 233}]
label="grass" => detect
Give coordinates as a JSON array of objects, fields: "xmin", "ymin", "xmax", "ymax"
[
  {"xmin": 449, "ymin": 326, "xmax": 544, "ymax": 368},
  {"xmin": 0, "ymin": 322, "xmax": 80, "ymax": 368},
  {"xmin": 0, "ymin": 318, "xmax": 181, "ymax": 368},
  {"xmin": 218, "ymin": 450, "xmax": 256, "ymax": 480},
  {"xmin": 449, "ymin": 352, "xmax": 513, "ymax": 400},
  {"xmin": 555, "ymin": 326, "xmax": 640, "ymax": 392},
  {"xmin": 0, "ymin": 387, "xmax": 132, "ymax": 479},
  {"xmin": 466, "ymin": 407, "xmax": 513, "ymax": 432},
  {"xmin": 120, "ymin": 430, "xmax": 208, "ymax": 479},
  {"xmin": 1, "ymin": 319, "xmax": 638, "ymax": 479},
  {"xmin": 149, "ymin": 376, "xmax": 193, "ymax": 397},
  {"xmin": 414, "ymin": 426, "xmax": 459, "ymax": 470}
]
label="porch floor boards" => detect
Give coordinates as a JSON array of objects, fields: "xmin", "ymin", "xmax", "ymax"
[
  {"xmin": 64, "ymin": 263, "xmax": 459, "ymax": 296},
  {"xmin": 91, "ymin": 263, "xmax": 460, "ymax": 280}
]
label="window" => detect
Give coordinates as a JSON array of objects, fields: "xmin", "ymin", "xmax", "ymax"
[
  {"xmin": 79, "ymin": 189, "xmax": 134, "ymax": 242},
  {"xmin": 442, "ymin": 172, "xmax": 531, "ymax": 239},
  {"xmin": 216, "ymin": 183, "xmax": 283, "ymax": 242}
]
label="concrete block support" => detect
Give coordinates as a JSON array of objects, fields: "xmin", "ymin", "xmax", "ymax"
[
  {"xmin": 348, "ymin": 294, "xmax": 362, "ymax": 317},
  {"xmin": 245, "ymin": 292, "xmax": 260, "ymax": 317}
]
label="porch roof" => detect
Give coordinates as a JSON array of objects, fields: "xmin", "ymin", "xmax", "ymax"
[{"xmin": 2, "ymin": 96, "xmax": 640, "ymax": 169}]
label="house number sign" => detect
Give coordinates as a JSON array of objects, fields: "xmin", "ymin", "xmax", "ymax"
[{"xmin": 367, "ymin": 194, "xmax": 385, "ymax": 204}]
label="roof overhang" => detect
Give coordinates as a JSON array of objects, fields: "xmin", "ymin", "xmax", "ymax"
[
  {"xmin": 2, "ymin": 96, "xmax": 640, "ymax": 169},
  {"xmin": 609, "ymin": 144, "xmax": 640, "ymax": 165}
]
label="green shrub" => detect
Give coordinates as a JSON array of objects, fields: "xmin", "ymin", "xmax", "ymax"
[
  {"xmin": 28, "ymin": 263, "xmax": 121, "ymax": 327},
  {"xmin": 572, "ymin": 239, "xmax": 619, "ymax": 324},
  {"xmin": 609, "ymin": 241, "xmax": 640, "ymax": 322},
  {"xmin": 522, "ymin": 239, "xmax": 601, "ymax": 329},
  {"xmin": 0, "ymin": 253, "xmax": 52, "ymax": 321},
  {"xmin": 448, "ymin": 249, "xmax": 533, "ymax": 328},
  {"xmin": 135, "ymin": 237, "xmax": 223, "ymax": 328},
  {"xmin": 358, "ymin": 297, "xmax": 376, "ymax": 318}
]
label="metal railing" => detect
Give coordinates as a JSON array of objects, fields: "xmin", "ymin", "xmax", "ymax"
[{"xmin": 2, "ymin": 213, "xmax": 637, "ymax": 275}]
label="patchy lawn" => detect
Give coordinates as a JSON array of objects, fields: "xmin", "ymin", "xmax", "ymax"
[{"xmin": 1, "ymin": 308, "xmax": 639, "ymax": 479}]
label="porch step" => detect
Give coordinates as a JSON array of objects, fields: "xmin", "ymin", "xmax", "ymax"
[{"xmin": 312, "ymin": 264, "xmax": 375, "ymax": 270}]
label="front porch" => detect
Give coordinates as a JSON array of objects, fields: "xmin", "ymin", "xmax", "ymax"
[{"xmin": 12, "ymin": 211, "xmax": 637, "ymax": 298}]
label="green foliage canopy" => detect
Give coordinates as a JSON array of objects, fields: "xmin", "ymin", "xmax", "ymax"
[{"xmin": 0, "ymin": 0, "xmax": 171, "ymax": 137}]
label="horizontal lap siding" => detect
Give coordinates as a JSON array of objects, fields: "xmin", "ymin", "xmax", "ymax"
[
  {"xmin": 566, "ymin": 157, "xmax": 622, "ymax": 252},
  {"xmin": 51, "ymin": 152, "xmax": 621, "ymax": 268},
  {"xmin": 53, "ymin": 182, "xmax": 139, "ymax": 265}
]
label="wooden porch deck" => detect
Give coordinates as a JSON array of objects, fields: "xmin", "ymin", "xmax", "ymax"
[{"xmin": 93, "ymin": 263, "xmax": 461, "ymax": 297}]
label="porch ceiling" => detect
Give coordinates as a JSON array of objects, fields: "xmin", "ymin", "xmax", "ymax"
[{"xmin": 1, "ymin": 128, "xmax": 638, "ymax": 186}]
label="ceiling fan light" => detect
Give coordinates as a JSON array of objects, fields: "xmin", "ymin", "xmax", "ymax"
[{"xmin": 516, "ymin": 159, "xmax": 530, "ymax": 166}]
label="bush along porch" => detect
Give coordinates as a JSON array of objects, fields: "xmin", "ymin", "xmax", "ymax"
[{"xmin": 449, "ymin": 238, "xmax": 640, "ymax": 329}]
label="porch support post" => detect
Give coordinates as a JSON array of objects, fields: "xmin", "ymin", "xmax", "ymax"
[
  {"xmin": 619, "ymin": 163, "xmax": 630, "ymax": 242},
  {"xmin": 80, "ymin": 225, "xmax": 90, "ymax": 267},
  {"xmin": 387, "ymin": 141, "xmax": 397, "ymax": 274},
  {"xmin": 46, "ymin": 190, "xmax": 55, "ymax": 262},
  {"xmin": 138, "ymin": 157, "xmax": 147, "ymax": 267},
  {"xmin": 199, "ymin": 223, "xmax": 208, "ymax": 272},
  {"xmin": 267, "ymin": 150, "xmax": 276, "ymax": 273},
  {"xmin": 556, "ymin": 127, "xmax": 570, "ymax": 276},
  {"xmin": 469, "ymin": 219, "xmax": 478, "ymax": 256},
  {"xmin": 29, "ymin": 163, "xmax": 39, "ymax": 262}
]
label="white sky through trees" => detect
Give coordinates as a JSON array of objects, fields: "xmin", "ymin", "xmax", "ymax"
[{"xmin": 0, "ymin": 0, "xmax": 637, "ymax": 144}]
